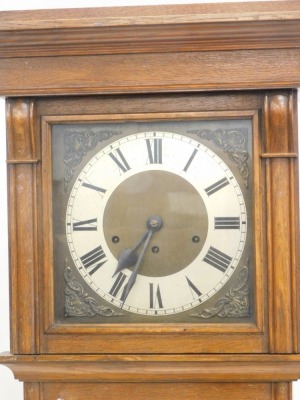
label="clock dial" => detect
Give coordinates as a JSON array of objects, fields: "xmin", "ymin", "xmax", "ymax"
[{"xmin": 66, "ymin": 131, "xmax": 247, "ymax": 315}]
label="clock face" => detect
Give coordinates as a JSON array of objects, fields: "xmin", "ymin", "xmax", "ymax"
[{"xmin": 65, "ymin": 131, "xmax": 247, "ymax": 316}]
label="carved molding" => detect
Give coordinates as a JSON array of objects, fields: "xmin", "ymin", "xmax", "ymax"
[
  {"xmin": 264, "ymin": 92, "xmax": 296, "ymax": 155},
  {"xmin": 2, "ymin": 4, "xmax": 300, "ymax": 59},
  {"xmin": 64, "ymin": 264, "xmax": 123, "ymax": 318},
  {"xmin": 3, "ymin": 355, "xmax": 300, "ymax": 384},
  {"xmin": 6, "ymin": 98, "xmax": 38, "ymax": 163},
  {"xmin": 63, "ymin": 128, "xmax": 122, "ymax": 191},
  {"xmin": 191, "ymin": 264, "xmax": 250, "ymax": 319},
  {"xmin": 187, "ymin": 128, "xmax": 249, "ymax": 188}
]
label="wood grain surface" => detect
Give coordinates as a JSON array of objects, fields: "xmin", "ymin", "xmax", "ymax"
[{"xmin": 1, "ymin": 2, "xmax": 300, "ymax": 400}]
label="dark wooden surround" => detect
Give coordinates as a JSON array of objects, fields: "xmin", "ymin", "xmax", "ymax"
[{"xmin": 1, "ymin": 2, "xmax": 300, "ymax": 400}]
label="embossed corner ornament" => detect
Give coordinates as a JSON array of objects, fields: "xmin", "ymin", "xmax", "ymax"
[
  {"xmin": 187, "ymin": 128, "xmax": 249, "ymax": 188},
  {"xmin": 191, "ymin": 265, "xmax": 250, "ymax": 319},
  {"xmin": 64, "ymin": 262, "xmax": 123, "ymax": 318},
  {"xmin": 64, "ymin": 127, "xmax": 122, "ymax": 191}
]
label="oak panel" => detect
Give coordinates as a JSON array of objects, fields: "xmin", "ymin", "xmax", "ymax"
[
  {"xmin": 263, "ymin": 92, "xmax": 299, "ymax": 353},
  {"xmin": 24, "ymin": 383, "xmax": 40, "ymax": 400},
  {"xmin": 42, "ymin": 382, "xmax": 271, "ymax": 400},
  {"xmin": 41, "ymin": 332, "xmax": 266, "ymax": 355},
  {"xmin": 1, "ymin": 49, "xmax": 300, "ymax": 96},
  {"xmin": 6, "ymin": 98, "xmax": 40, "ymax": 355}
]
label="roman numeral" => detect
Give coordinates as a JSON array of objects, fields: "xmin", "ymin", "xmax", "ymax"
[
  {"xmin": 205, "ymin": 177, "xmax": 229, "ymax": 196},
  {"xmin": 146, "ymin": 138, "xmax": 162, "ymax": 164},
  {"xmin": 73, "ymin": 218, "xmax": 97, "ymax": 231},
  {"xmin": 214, "ymin": 217, "xmax": 240, "ymax": 230},
  {"xmin": 186, "ymin": 276, "xmax": 202, "ymax": 298},
  {"xmin": 149, "ymin": 283, "xmax": 163, "ymax": 309},
  {"xmin": 80, "ymin": 245, "xmax": 107, "ymax": 275},
  {"xmin": 109, "ymin": 272, "xmax": 128, "ymax": 301},
  {"xmin": 203, "ymin": 246, "xmax": 232, "ymax": 272},
  {"xmin": 183, "ymin": 149, "xmax": 198, "ymax": 172},
  {"xmin": 109, "ymin": 148, "xmax": 130, "ymax": 173},
  {"xmin": 82, "ymin": 182, "xmax": 106, "ymax": 194}
]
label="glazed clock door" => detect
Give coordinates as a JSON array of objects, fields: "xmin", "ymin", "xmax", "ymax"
[{"xmin": 40, "ymin": 92, "xmax": 266, "ymax": 354}]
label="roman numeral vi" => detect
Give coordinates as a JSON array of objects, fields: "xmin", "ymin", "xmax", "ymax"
[{"xmin": 149, "ymin": 283, "xmax": 163, "ymax": 309}]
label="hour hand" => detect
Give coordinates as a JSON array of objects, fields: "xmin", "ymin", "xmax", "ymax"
[{"xmin": 113, "ymin": 230, "xmax": 149, "ymax": 277}]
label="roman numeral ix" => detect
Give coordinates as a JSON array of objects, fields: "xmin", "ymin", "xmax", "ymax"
[
  {"xmin": 82, "ymin": 182, "xmax": 106, "ymax": 194},
  {"xmin": 73, "ymin": 218, "xmax": 97, "ymax": 231}
]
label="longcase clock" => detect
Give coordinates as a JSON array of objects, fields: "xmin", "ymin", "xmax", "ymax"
[{"xmin": 0, "ymin": 2, "xmax": 300, "ymax": 400}]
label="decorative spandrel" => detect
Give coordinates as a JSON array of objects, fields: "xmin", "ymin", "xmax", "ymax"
[
  {"xmin": 63, "ymin": 127, "xmax": 122, "ymax": 191},
  {"xmin": 64, "ymin": 262, "xmax": 124, "ymax": 318},
  {"xmin": 188, "ymin": 128, "xmax": 249, "ymax": 188},
  {"xmin": 191, "ymin": 264, "xmax": 250, "ymax": 319}
]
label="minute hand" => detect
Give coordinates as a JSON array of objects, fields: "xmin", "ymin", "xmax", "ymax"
[{"xmin": 122, "ymin": 228, "xmax": 153, "ymax": 304}]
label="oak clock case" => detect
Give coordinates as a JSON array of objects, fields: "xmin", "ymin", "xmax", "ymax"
[{"xmin": 51, "ymin": 117, "xmax": 253, "ymax": 324}]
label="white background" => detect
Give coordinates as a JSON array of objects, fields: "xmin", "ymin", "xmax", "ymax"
[{"xmin": 0, "ymin": 1, "xmax": 299, "ymax": 399}]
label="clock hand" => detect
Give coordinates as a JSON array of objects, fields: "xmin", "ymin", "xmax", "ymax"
[
  {"xmin": 113, "ymin": 229, "xmax": 149, "ymax": 277},
  {"xmin": 121, "ymin": 215, "xmax": 162, "ymax": 305},
  {"xmin": 121, "ymin": 228, "xmax": 153, "ymax": 305}
]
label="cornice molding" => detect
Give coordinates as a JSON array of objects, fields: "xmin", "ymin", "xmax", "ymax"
[
  {"xmin": 2, "ymin": 353, "xmax": 300, "ymax": 383},
  {"xmin": 1, "ymin": 2, "xmax": 300, "ymax": 29},
  {"xmin": 0, "ymin": 2, "xmax": 300, "ymax": 58}
]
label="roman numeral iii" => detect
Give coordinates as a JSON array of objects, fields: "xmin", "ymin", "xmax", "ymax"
[{"xmin": 214, "ymin": 217, "xmax": 240, "ymax": 230}]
